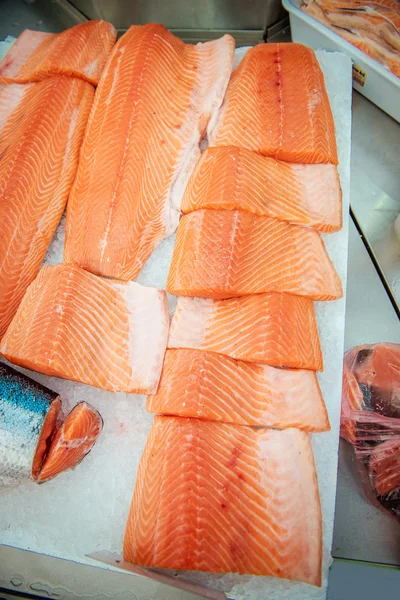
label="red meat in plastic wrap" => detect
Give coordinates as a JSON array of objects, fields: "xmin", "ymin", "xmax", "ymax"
[{"xmin": 341, "ymin": 343, "xmax": 400, "ymax": 522}]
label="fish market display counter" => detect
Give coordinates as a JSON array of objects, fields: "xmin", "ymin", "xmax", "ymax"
[{"xmin": 0, "ymin": 2, "xmax": 399, "ymax": 599}]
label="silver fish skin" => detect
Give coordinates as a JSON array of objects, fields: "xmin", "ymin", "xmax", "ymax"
[{"xmin": 0, "ymin": 362, "xmax": 60, "ymax": 486}]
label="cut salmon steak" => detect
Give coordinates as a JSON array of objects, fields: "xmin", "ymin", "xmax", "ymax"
[
  {"xmin": 0, "ymin": 265, "xmax": 169, "ymax": 394},
  {"xmin": 182, "ymin": 146, "xmax": 342, "ymax": 232},
  {"xmin": 0, "ymin": 77, "xmax": 94, "ymax": 340},
  {"xmin": 38, "ymin": 402, "xmax": 103, "ymax": 483},
  {"xmin": 123, "ymin": 416, "xmax": 322, "ymax": 585},
  {"xmin": 147, "ymin": 349, "xmax": 329, "ymax": 431},
  {"xmin": 166, "ymin": 209, "xmax": 342, "ymax": 301},
  {"xmin": 64, "ymin": 24, "xmax": 235, "ymax": 281},
  {"xmin": 208, "ymin": 42, "xmax": 338, "ymax": 164},
  {"xmin": 168, "ymin": 295, "xmax": 323, "ymax": 370},
  {"xmin": 0, "ymin": 21, "xmax": 117, "ymax": 86}
]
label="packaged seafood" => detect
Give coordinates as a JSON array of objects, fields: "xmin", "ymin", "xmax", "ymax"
[{"xmin": 341, "ymin": 343, "xmax": 400, "ymax": 521}]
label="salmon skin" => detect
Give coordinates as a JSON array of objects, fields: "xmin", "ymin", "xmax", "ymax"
[
  {"xmin": 123, "ymin": 416, "xmax": 322, "ymax": 586},
  {"xmin": 0, "ymin": 21, "xmax": 117, "ymax": 85},
  {"xmin": 0, "ymin": 362, "xmax": 61, "ymax": 486},
  {"xmin": 166, "ymin": 209, "xmax": 342, "ymax": 301},
  {"xmin": 0, "ymin": 77, "xmax": 94, "ymax": 340},
  {"xmin": 208, "ymin": 43, "xmax": 338, "ymax": 164},
  {"xmin": 64, "ymin": 24, "xmax": 235, "ymax": 281},
  {"xmin": 168, "ymin": 295, "xmax": 323, "ymax": 370},
  {"xmin": 0, "ymin": 265, "xmax": 169, "ymax": 394},
  {"xmin": 182, "ymin": 146, "xmax": 342, "ymax": 232},
  {"xmin": 37, "ymin": 402, "xmax": 103, "ymax": 483},
  {"xmin": 147, "ymin": 349, "xmax": 330, "ymax": 431}
]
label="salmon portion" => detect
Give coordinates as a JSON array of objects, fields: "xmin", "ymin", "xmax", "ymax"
[
  {"xmin": 0, "ymin": 78, "xmax": 94, "ymax": 340},
  {"xmin": 168, "ymin": 294, "xmax": 323, "ymax": 370},
  {"xmin": 37, "ymin": 402, "xmax": 103, "ymax": 483},
  {"xmin": 208, "ymin": 43, "xmax": 338, "ymax": 164},
  {"xmin": 64, "ymin": 24, "xmax": 235, "ymax": 281},
  {"xmin": 369, "ymin": 439, "xmax": 400, "ymax": 497},
  {"xmin": 123, "ymin": 416, "xmax": 322, "ymax": 585},
  {"xmin": 147, "ymin": 349, "xmax": 329, "ymax": 431},
  {"xmin": 182, "ymin": 146, "xmax": 342, "ymax": 233},
  {"xmin": 0, "ymin": 21, "xmax": 117, "ymax": 85},
  {"xmin": 0, "ymin": 265, "xmax": 169, "ymax": 394},
  {"xmin": 166, "ymin": 210, "xmax": 342, "ymax": 301},
  {"xmin": 353, "ymin": 342, "xmax": 400, "ymax": 398},
  {"xmin": 32, "ymin": 397, "xmax": 62, "ymax": 480}
]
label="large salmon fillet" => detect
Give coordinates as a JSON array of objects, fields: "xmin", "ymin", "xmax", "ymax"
[
  {"xmin": 64, "ymin": 24, "xmax": 235, "ymax": 281},
  {"xmin": 1, "ymin": 265, "xmax": 169, "ymax": 394},
  {"xmin": 182, "ymin": 146, "xmax": 342, "ymax": 232},
  {"xmin": 208, "ymin": 43, "xmax": 338, "ymax": 164},
  {"xmin": 123, "ymin": 416, "xmax": 322, "ymax": 586},
  {"xmin": 0, "ymin": 21, "xmax": 117, "ymax": 86},
  {"xmin": 0, "ymin": 78, "xmax": 94, "ymax": 340},
  {"xmin": 147, "ymin": 349, "xmax": 329, "ymax": 431},
  {"xmin": 168, "ymin": 295, "xmax": 323, "ymax": 370},
  {"xmin": 166, "ymin": 210, "xmax": 342, "ymax": 301}
]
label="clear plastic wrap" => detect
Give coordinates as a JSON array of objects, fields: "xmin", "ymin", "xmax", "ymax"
[{"xmin": 341, "ymin": 343, "xmax": 400, "ymax": 521}]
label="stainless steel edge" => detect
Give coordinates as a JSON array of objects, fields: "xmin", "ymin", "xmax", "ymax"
[
  {"xmin": 343, "ymin": 93, "xmax": 400, "ymax": 313},
  {"xmin": 68, "ymin": 0, "xmax": 270, "ymax": 31}
]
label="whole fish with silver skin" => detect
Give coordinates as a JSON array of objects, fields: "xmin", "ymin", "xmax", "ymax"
[
  {"xmin": 0, "ymin": 363, "xmax": 103, "ymax": 486},
  {"xmin": 0, "ymin": 362, "xmax": 61, "ymax": 486}
]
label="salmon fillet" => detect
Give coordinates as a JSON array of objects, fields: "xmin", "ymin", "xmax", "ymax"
[
  {"xmin": 147, "ymin": 349, "xmax": 329, "ymax": 431},
  {"xmin": 38, "ymin": 402, "xmax": 103, "ymax": 483},
  {"xmin": 0, "ymin": 265, "xmax": 169, "ymax": 394},
  {"xmin": 123, "ymin": 416, "xmax": 322, "ymax": 586},
  {"xmin": 166, "ymin": 210, "xmax": 342, "ymax": 301},
  {"xmin": 0, "ymin": 21, "xmax": 117, "ymax": 85},
  {"xmin": 0, "ymin": 78, "xmax": 94, "ymax": 340},
  {"xmin": 168, "ymin": 295, "xmax": 323, "ymax": 370},
  {"xmin": 182, "ymin": 146, "xmax": 342, "ymax": 232},
  {"xmin": 208, "ymin": 43, "xmax": 338, "ymax": 164},
  {"xmin": 64, "ymin": 24, "xmax": 235, "ymax": 281}
]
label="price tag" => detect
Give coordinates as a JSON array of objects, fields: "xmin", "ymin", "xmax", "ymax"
[{"xmin": 352, "ymin": 63, "xmax": 366, "ymax": 86}]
